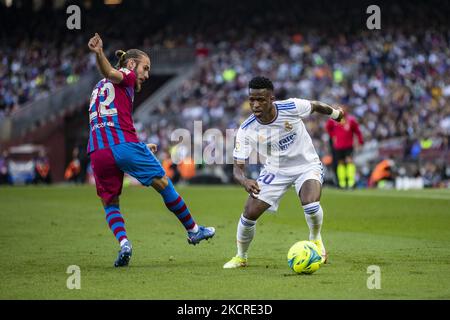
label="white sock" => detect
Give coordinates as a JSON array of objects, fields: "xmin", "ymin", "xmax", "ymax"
[
  {"xmin": 188, "ymin": 224, "xmax": 199, "ymax": 233},
  {"xmin": 303, "ymin": 202, "xmax": 323, "ymax": 241},
  {"xmin": 120, "ymin": 238, "xmax": 129, "ymax": 247},
  {"xmin": 236, "ymin": 214, "xmax": 256, "ymax": 259}
]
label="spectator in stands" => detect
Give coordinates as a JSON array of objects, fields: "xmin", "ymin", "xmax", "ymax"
[
  {"xmin": 0, "ymin": 150, "xmax": 10, "ymax": 185},
  {"xmin": 64, "ymin": 148, "xmax": 82, "ymax": 183},
  {"xmin": 422, "ymin": 162, "xmax": 444, "ymax": 188},
  {"xmin": 34, "ymin": 149, "xmax": 51, "ymax": 184},
  {"xmin": 369, "ymin": 158, "xmax": 396, "ymax": 188}
]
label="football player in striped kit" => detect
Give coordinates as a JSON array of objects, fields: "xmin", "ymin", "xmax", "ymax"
[
  {"xmin": 87, "ymin": 33, "xmax": 215, "ymax": 267},
  {"xmin": 224, "ymin": 76, "xmax": 343, "ymax": 268}
]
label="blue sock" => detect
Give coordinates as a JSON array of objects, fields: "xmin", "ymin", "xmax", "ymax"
[
  {"xmin": 104, "ymin": 205, "xmax": 128, "ymax": 244},
  {"xmin": 158, "ymin": 179, "xmax": 198, "ymax": 232}
]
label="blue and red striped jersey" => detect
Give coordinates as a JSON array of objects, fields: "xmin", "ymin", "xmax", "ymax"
[{"xmin": 87, "ymin": 68, "xmax": 140, "ymax": 154}]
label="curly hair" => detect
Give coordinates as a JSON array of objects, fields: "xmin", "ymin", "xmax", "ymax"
[{"xmin": 248, "ymin": 76, "xmax": 274, "ymax": 91}]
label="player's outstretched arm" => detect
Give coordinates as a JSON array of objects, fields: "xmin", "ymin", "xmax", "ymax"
[
  {"xmin": 88, "ymin": 33, "xmax": 124, "ymax": 84},
  {"xmin": 233, "ymin": 161, "xmax": 260, "ymax": 198},
  {"xmin": 310, "ymin": 100, "xmax": 344, "ymax": 122}
]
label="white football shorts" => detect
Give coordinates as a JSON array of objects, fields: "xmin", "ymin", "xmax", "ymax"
[{"xmin": 254, "ymin": 162, "xmax": 324, "ymax": 212}]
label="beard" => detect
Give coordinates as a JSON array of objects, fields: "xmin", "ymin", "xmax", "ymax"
[{"xmin": 133, "ymin": 66, "xmax": 141, "ymax": 92}]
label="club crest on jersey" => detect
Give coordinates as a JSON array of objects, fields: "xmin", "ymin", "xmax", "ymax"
[{"xmin": 284, "ymin": 121, "xmax": 293, "ymax": 131}]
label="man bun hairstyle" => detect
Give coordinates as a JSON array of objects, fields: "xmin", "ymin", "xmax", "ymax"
[
  {"xmin": 115, "ymin": 49, "xmax": 149, "ymax": 68},
  {"xmin": 249, "ymin": 76, "xmax": 274, "ymax": 91}
]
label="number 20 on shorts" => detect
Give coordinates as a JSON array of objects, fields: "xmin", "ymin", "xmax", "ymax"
[{"xmin": 258, "ymin": 173, "xmax": 275, "ymax": 184}]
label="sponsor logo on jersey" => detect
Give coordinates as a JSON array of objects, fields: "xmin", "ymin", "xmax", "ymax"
[
  {"xmin": 91, "ymin": 121, "xmax": 115, "ymax": 131},
  {"xmin": 279, "ymin": 133, "xmax": 297, "ymax": 151}
]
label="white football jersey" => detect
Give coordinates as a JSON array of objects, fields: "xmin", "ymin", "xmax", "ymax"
[{"xmin": 233, "ymin": 98, "xmax": 321, "ymax": 176}]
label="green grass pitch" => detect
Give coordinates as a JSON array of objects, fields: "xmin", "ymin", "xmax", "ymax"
[{"xmin": 0, "ymin": 185, "xmax": 449, "ymax": 299}]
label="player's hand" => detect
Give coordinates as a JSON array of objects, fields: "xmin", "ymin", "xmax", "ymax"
[
  {"xmin": 243, "ymin": 179, "xmax": 260, "ymax": 198},
  {"xmin": 88, "ymin": 33, "xmax": 103, "ymax": 54},
  {"xmin": 335, "ymin": 106, "xmax": 345, "ymax": 122},
  {"xmin": 147, "ymin": 143, "xmax": 158, "ymax": 153}
]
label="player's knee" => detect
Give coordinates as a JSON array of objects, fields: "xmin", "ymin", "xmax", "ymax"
[
  {"xmin": 102, "ymin": 196, "xmax": 119, "ymax": 207},
  {"xmin": 243, "ymin": 204, "xmax": 259, "ymax": 221},
  {"xmin": 243, "ymin": 204, "xmax": 253, "ymax": 219},
  {"xmin": 301, "ymin": 198, "xmax": 320, "ymax": 206},
  {"xmin": 299, "ymin": 180, "xmax": 321, "ymax": 204},
  {"xmin": 243, "ymin": 211, "xmax": 258, "ymax": 221},
  {"xmin": 151, "ymin": 176, "xmax": 169, "ymax": 191},
  {"xmin": 301, "ymin": 192, "xmax": 321, "ymax": 205}
]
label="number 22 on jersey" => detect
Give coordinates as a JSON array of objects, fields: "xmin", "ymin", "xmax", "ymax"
[{"xmin": 89, "ymin": 82, "xmax": 118, "ymax": 121}]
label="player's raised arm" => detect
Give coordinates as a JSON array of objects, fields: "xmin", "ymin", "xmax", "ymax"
[
  {"xmin": 310, "ymin": 100, "xmax": 344, "ymax": 122},
  {"xmin": 88, "ymin": 33, "xmax": 124, "ymax": 84},
  {"xmin": 233, "ymin": 160, "xmax": 260, "ymax": 198}
]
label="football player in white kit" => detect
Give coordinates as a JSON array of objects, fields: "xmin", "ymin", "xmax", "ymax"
[{"xmin": 224, "ymin": 76, "xmax": 344, "ymax": 268}]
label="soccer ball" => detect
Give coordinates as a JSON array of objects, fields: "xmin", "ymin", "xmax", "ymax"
[{"xmin": 287, "ymin": 240, "xmax": 323, "ymax": 274}]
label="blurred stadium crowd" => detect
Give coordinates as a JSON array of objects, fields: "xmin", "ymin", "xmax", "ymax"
[{"xmin": 0, "ymin": 0, "xmax": 449, "ymax": 188}]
